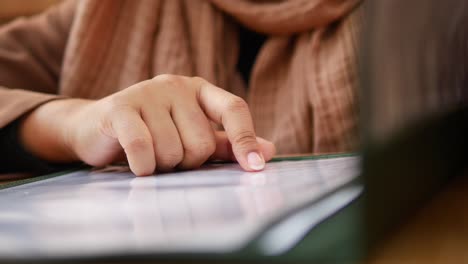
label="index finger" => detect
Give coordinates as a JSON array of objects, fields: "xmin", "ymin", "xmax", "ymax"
[{"xmin": 195, "ymin": 78, "xmax": 265, "ymax": 171}]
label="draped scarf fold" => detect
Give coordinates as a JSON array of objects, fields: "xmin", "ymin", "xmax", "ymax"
[{"xmin": 60, "ymin": 0, "xmax": 362, "ymax": 154}]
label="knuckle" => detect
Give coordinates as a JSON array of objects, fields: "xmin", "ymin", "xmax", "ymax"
[
  {"xmin": 152, "ymin": 73, "xmax": 173, "ymax": 82},
  {"xmin": 225, "ymin": 96, "xmax": 249, "ymax": 113},
  {"xmin": 158, "ymin": 149, "xmax": 184, "ymax": 169},
  {"xmin": 152, "ymin": 74, "xmax": 191, "ymax": 95},
  {"xmin": 232, "ymin": 130, "xmax": 257, "ymax": 150},
  {"xmin": 185, "ymin": 139, "xmax": 216, "ymax": 160},
  {"xmin": 154, "ymin": 74, "xmax": 183, "ymax": 87},
  {"xmin": 124, "ymin": 137, "xmax": 152, "ymax": 152},
  {"xmin": 191, "ymin": 76, "xmax": 207, "ymax": 85}
]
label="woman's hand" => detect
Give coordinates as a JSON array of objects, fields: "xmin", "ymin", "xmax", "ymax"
[{"xmin": 19, "ymin": 75, "xmax": 275, "ymax": 176}]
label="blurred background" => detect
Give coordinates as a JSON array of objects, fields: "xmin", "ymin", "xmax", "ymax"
[
  {"xmin": 0, "ymin": 0, "xmax": 60, "ymax": 24},
  {"xmin": 0, "ymin": 0, "xmax": 61, "ymax": 182}
]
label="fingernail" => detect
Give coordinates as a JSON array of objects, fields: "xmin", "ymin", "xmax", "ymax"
[{"xmin": 247, "ymin": 152, "xmax": 265, "ymax": 171}]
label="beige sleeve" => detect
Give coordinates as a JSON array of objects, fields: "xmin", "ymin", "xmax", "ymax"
[{"xmin": 0, "ymin": 0, "xmax": 76, "ymax": 128}]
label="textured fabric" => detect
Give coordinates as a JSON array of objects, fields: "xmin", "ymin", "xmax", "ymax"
[
  {"xmin": 0, "ymin": 0, "xmax": 362, "ymax": 155},
  {"xmin": 0, "ymin": 25, "xmax": 264, "ymax": 174},
  {"xmin": 0, "ymin": 118, "xmax": 74, "ymax": 174},
  {"xmin": 0, "ymin": 0, "xmax": 75, "ymax": 126}
]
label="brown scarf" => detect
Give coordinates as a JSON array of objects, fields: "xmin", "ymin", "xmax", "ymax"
[{"xmin": 60, "ymin": 0, "xmax": 362, "ymax": 154}]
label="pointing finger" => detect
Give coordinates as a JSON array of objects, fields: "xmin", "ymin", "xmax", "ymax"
[{"xmin": 196, "ymin": 79, "xmax": 265, "ymax": 171}]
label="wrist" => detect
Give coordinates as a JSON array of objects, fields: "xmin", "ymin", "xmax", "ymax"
[{"xmin": 19, "ymin": 98, "xmax": 90, "ymax": 163}]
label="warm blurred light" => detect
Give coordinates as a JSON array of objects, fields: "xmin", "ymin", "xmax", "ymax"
[{"xmin": 0, "ymin": 0, "xmax": 61, "ymax": 23}]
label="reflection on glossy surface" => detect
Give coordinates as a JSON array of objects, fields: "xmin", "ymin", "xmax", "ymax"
[{"xmin": 0, "ymin": 156, "xmax": 359, "ymax": 258}]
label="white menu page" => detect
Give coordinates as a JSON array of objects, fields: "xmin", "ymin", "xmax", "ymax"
[{"xmin": 0, "ymin": 156, "xmax": 361, "ymax": 259}]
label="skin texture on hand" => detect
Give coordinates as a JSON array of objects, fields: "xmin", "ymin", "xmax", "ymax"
[{"xmin": 19, "ymin": 75, "xmax": 276, "ymax": 176}]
